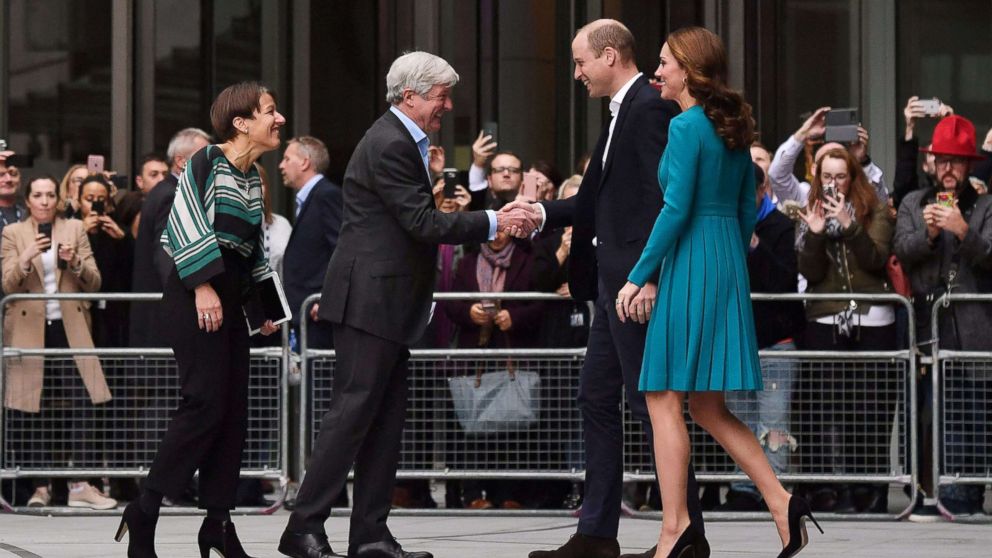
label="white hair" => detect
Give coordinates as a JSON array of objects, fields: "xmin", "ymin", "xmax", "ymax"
[
  {"xmin": 166, "ymin": 127, "xmax": 211, "ymax": 163},
  {"xmin": 385, "ymin": 51, "xmax": 459, "ymax": 105}
]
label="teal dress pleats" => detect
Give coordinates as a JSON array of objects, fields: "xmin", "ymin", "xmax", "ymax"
[{"xmin": 628, "ymin": 105, "xmax": 763, "ymax": 392}]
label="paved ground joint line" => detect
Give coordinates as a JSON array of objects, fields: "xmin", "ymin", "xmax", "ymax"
[{"xmin": 0, "ymin": 543, "xmax": 43, "ymax": 558}]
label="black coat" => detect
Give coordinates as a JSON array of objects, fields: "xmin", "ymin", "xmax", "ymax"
[
  {"xmin": 747, "ymin": 209, "xmax": 805, "ymax": 348},
  {"xmin": 128, "ymin": 173, "xmax": 177, "ymax": 347},
  {"xmin": 539, "ymin": 75, "xmax": 679, "ymax": 302},
  {"xmin": 283, "ymin": 176, "xmax": 342, "ymax": 325},
  {"xmin": 90, "ymin": 230, "xmax": 134, "ymax": 347},
  {"xmin": 443, "ymin": 244, "xmax": 544, "ymax": 349},
  {"xmin": 318, "ymin": 110, "xmax": 491, "ymax": 346},
  {"xmin": 530, "ymin": 230, "xmax": 590, "ymax": 348}
]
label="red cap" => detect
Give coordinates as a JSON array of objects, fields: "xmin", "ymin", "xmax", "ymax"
[{"xmin": 920, "ymin": 115, "xmax": 984, "ymax": 160}]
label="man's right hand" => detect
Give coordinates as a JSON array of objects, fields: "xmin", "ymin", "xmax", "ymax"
[
  {"xmin": 472, "ymin": 130, "xmax": 497, "ymax": 168},
  {"xmin": 469, "ymin": 303, "xmax": 492, "ymax": 326},
  {"xmin": 496, "ymin": 203, "xmax": 542, "ymax": 238},
  {"xmin": 794, "ymin": 106, "xmax": 830, "ymax": 142}
]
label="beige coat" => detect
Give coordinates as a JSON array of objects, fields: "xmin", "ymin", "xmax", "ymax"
[{"xmin": 2, "ymin": 217, "xmax": 109, "ymax": 413}]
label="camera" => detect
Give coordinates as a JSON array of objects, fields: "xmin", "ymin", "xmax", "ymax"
[
  {"xmin": 92, "ymin": 199, "xmax": 106, "ymax": 215},
  {"xmin": 824, "ymin": 108, "xmax": 859, "ymax": 144}
]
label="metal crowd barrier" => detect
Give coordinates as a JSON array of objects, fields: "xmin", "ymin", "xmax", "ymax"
[
  {"xmin": 930, "ymin": 294, "xmax": 992, "ymax": 497},
  {"xmin": 300, "ymin": 292, "xmax": 920, "ymax": 517},
  {"xmin": 0, "ymin": 293, "xmax": 292, "ymax": 513}
]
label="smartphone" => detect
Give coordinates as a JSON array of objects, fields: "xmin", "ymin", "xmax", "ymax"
[
  {"xmin": 0, "ymin": 139, "xmax": 6, "ymax": 151},
  {"xmin": 936, "ymin": 191, "xmax": 955, "ymax": 207},
  {"xmin": 482, "ymin": 121, "xmax": 498, "ymax": 145},
  {"xmin": 480, "ymin": 300, "xmax": 499, "ymax": 316},
  {"xmin": 442, "ymin": 168, "xmax": 459, "ymax": 198},
  {"xmin": 56, "ymin": 243, "xmax": 67, "ymax": 270},
  {"xmin": 917, "ymin": 98, "xmax": 941, "ymax": 117},
  {"xmin": 87, "ymin": 154, "xmax": 105, "ymax": 175},
  {"xmin": 38, "ymin": 222, "xmax": 53, "ymax": 251},
  {"xmin": 824, "ymin": 107, "xmax": 859, "ymax": 144},
  {"xmin": 823, "ymin": 183, "xmax": 837, "ymax": 201},
  {"xmin": 521, "ymin": 171, "xmax": 541, "ymax": 200},
  {"xmin": 91, "ymin": 199, "xmax": 106, "ymax": 215}
]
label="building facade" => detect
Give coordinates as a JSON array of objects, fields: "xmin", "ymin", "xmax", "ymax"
[{"xmin": 1, "ymin": 0, "xmax": 989, "ymax": 213}]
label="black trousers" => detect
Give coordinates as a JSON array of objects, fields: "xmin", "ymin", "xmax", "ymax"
[
  {"xmin": 144, "ymin": 262, "xmax": 250, "ymax": 510},
  {"xmin": 287, "ymin": 323, "xmax": 409, "ymax": 551},
  {"xmin": 578, "ymin": 280, "xmax": 704, "ymax": 538}
]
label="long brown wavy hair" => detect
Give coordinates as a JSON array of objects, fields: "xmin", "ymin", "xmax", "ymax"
[
  {"xmin": 666, "ymin": 27, "xmax": 756, "ymax": 150},
  {"xmin": 808, "ymin": 148, "xmax": 878, "ymax": 226}
]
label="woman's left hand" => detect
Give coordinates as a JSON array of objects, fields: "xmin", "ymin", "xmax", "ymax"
[
  {"xmin": 57, "ymin": 243, "xmax": 78, "ymax": 268},
  {"xmin": 616, "ymin": 281, "xmax": 641, "ymax": 323},
  {"xmin": 260, "ymin": 319, "xmax": 280, "ymax": 336},
  {"xmin": 824, "ymin": 192, "xmax": 852, "ymax": 229},
  {"xmin": 99, "ymin": 216, "xmax": 125, "ymax": 240}
]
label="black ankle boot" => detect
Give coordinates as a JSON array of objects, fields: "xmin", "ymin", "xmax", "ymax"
[
  {"xmin": 114, "ymin": 501, "xmax": 159, "ymax": 558},
  {"xmin": 198, "ymin": 517, "xmax": 257, "ymax": 558}
]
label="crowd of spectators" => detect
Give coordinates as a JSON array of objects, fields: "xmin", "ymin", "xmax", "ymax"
[{"xmin": 1, "ymin": 96, "xmax": 990, "ymax": 517}]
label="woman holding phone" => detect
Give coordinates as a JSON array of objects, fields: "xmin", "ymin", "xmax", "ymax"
[
  {"xmin": 614, "ymin": 27, "xmax": 820, "ymax": 558},
  {"xmin": 796, "ymin": 147, "xmax": 895, "ymax": 514},
  {"xmin": 77, "ymin": 175, "xmax": 133, "ymax": 347},
  {"xmin": 115, "ymin": 82, "xmax": 284, "ymax": 558},
  {"xmin": 1, "ymin": 175, "xmax": 113, "ymax": 510}
]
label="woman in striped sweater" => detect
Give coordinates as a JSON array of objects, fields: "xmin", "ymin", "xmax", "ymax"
[{"xmin": 115, "ymin": 82, "xmax": 285, "ymax": 558}]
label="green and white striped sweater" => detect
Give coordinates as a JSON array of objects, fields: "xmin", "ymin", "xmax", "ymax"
[{"xmin": 161, "ymin": 145, "xmax": 272, "ymax": 289}]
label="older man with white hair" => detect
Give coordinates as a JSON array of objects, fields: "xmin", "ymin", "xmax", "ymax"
[{"xmin": 278, "ymin": 52, "xmax": 536, "ymax": 558}]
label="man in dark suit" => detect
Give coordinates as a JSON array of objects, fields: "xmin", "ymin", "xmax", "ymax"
[
  {"xmin": 129, "ymin": 128, "xmax": 210, "ymax": 348},
  {"xmin": 279, "ymin": 135, "xmax": 342, "ymax": 349},
  {"xmin": 506, "ymin": 20, "xmax": 705, "ymax": 558},
  {"xmin": 278, "ymin": 51, "xmax": 536, "ymax": 558}
]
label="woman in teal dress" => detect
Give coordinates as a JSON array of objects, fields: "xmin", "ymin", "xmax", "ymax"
[{"xmin": 615, "ymin": 27, "xmax": 821, "ymax": 558}]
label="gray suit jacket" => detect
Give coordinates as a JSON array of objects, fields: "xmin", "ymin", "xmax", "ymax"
[{"xmin": 318, "ymin": 109, "xmax": 490, "ymax": 345}]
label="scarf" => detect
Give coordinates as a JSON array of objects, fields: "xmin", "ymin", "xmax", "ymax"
[{"xmin": 476, "ymin": 242, "xmax": 516, "ymax": 293}]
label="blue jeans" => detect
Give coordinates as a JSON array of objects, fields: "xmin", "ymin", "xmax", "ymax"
[{"xmin": 727, "ymin": 340, "xmax": 797, "ymax": 497}]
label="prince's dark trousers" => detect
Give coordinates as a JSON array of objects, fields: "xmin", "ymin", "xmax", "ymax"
[
  {"xmin": 287, "ymin": 323, "xmax": 410, "ymax": 549},
  {"xmin": 578, "ymin": 281, "xmax": 704, "ymax": 538}
]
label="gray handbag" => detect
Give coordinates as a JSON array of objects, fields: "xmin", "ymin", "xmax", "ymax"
[{"xmin": 448, "ymin": 363, "xmax": 540, "ymax": 436}]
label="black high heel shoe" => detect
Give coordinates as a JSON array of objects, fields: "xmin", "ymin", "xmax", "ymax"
[
  {"xmin": 776, "ymin": 495, "xmax": 824, "ymax": 558},
  {"xmin": 198, "ymin": 517, "xmax": 257, "ymax": 558},
  {"xmin": 113, "ymin": 501, "xmax": 159, "ymax": 558},
  {"xmin": 664, "ymin": 522, "xmax": 709, "ymax": 558}
]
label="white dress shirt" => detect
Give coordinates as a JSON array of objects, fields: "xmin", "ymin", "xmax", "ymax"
[{"xmin": 602, "ymin": 72, "xmax": 643, "ymax": 166}]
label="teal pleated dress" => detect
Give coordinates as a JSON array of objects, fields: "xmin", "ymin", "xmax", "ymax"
[{"xmin": 628, "ymin": 105, "xmax": 763, "ymax": 392}]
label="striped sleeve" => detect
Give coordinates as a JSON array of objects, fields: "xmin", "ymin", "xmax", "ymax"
[
  {"xmin": 250, "ymin": 229, "xmax": 274, "ymax": 284},
  {"xmin": 162, "ymin": 154, "xmax": 225, "ymax": 289}
]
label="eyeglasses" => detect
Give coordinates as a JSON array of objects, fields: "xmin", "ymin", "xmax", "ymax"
[
  {"xmin": 820, "ymin": 173, "xmax": 848, "ymax": 183},
  {"xmin": 491, "ymin": 166, "xmax": 522, "ymax": 175},
  {"xmin": 934, "ymin": 156, "xmax": 967, "ymax": 168}
]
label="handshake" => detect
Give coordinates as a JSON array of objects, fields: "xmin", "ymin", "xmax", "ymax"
[{"xmin": 495, "ymin": 200, "xmax": 543, "ymax": 238}]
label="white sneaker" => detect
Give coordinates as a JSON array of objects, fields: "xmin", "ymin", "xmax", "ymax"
[
  {"xmin": 68, "ymin": 482, "xmax": 118, "ymax": 510},
  {"xmin": 27, "ymin": 486, "xmax": 51, "ymax": 507}
]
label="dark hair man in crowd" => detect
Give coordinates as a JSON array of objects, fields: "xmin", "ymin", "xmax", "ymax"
[
  {"xmin": 893, "ymin": 114, "xmax": 992, "ymax": 520},
  {"xmin": 279, "ymin": 136, "xmax": 342, "ymax": 349}
]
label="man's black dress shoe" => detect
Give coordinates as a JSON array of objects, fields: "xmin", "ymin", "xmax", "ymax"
[
  {"xmin": 278, "ymin": 530, "xmax": 345, "ymax": 558},
  {"xmin": 349, "ymin": 537, "xmax": 432, "ymax": 558},
  {"xmin": 529, "ymin": 533, "xmax": 620, "ymax": 558}
]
